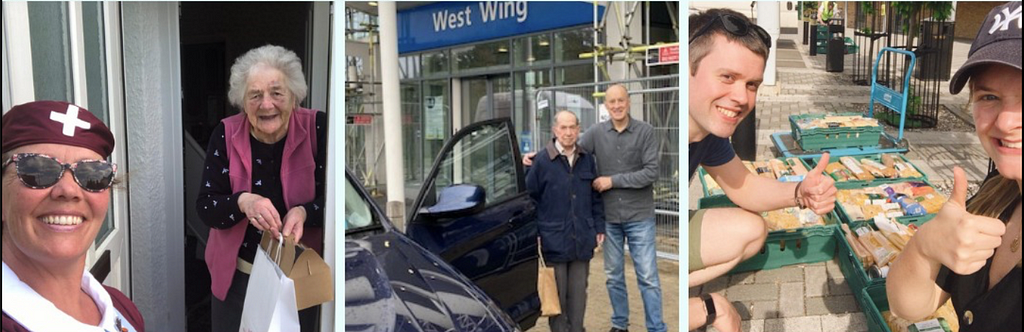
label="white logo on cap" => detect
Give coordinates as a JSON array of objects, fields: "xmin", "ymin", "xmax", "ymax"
[
  {"xmin": 989, "ymin": 5, "xmax": 1022, "ymax": 35},
  {"xmin": 49, "ymin": 104, "xmax": 91, "ymax": 137}
]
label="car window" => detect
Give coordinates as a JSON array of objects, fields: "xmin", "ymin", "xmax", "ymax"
[
  {"xmin": 345, "ymin": 177, "xmax": 378, "ymax": 231},
  {"xmin": 432, "ymin": 122, "xmax": 519, "ymax": 206}
]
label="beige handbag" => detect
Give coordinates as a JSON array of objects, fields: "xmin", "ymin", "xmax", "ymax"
[{"xmin": 537, "ymin": 244, "xmax": 561, "ymax": 317}]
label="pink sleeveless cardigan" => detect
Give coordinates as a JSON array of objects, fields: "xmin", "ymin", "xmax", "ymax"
[{"xmin": 205, "ymin": 108, "xmax": 319, "ymax": 301}]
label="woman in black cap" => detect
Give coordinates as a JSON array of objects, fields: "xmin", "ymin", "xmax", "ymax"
[
  {"xmin": 1, "ymin": 101, "xmax": 144, "ymax": 332},
  {"xmin": 888, "ymin": 2, "xmax": 1022, "ymax": 331}
]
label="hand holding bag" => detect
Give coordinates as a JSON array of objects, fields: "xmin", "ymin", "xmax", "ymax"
[
  {"xmin": 537, "ymin": 243, "xmax": 561, "ymax": 317},
  {"xmin": 239, "ymin": 233, "xmax": 301, "ymax": 332}
]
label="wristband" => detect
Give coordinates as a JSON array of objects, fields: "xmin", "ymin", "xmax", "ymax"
[
  {"xmin": 794, "ymin": 181, "xmax": 806, "ymax": 209},
  {"xmin": 701, "ymin": 293, "xmax": 717, "ymax": 326}
]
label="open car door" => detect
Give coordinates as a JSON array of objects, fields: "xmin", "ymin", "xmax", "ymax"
[{"xmin": 407, "ymin": 118, "xmax": 540, "ymax": 328}]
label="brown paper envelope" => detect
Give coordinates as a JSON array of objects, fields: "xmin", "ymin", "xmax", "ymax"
[{"xmin": 290, "ymin": 249, "xmax": 334, "ymax": 310}]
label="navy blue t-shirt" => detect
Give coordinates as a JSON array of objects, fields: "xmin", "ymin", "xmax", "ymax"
[{"xmin": 689, "ymin": 134, "xmax": 736, "ymax": 179}]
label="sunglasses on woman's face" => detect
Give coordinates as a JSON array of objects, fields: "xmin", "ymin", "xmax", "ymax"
[
  {"xmin": 2, "ymin": 153, "xmax": 116, "ymax": 192},
  {"xmin": 689, "ymin": 13, "xmax": 772, "ymax": 50}
]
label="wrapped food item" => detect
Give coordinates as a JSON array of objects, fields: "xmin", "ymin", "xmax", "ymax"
[
  {"xmin": 754, "ymin": 161, "xmax": 775, "ymax": 178},
  {"xmin": 884, "ymin": 299, "xmax": 959, "ymax": 332},
  {"xmin": 841, "ymin": 156, "xmax": 876, "ymax": 181},
  {"xmin": 826, "ymin": 162, "xmax": 856, "ymax": 181},
  {"xmin": 842, "ymin": 223, "xmax": 875, "ymax": 268},
  {"xmin": 862, "ymin": 158, "xmax": 897, "ymax": 178},
  {"xmin": 885, "ymin": 186, "xmax": 927, "ymax": 217},
  {"xmin": 763, "ymin": 208, "xmax": 824, "ymax": 231},
  {"xmin": 788, "ymin": 158, "xmax": 809, "ymax": 176},
  {"xmin": 853, "ymin": 224, "xmax": 899, "ymax": 266}
]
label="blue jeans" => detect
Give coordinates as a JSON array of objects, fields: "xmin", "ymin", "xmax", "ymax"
[{"xmin": 604, "ymin": 217, "xmax": 665, "ymax": 332}]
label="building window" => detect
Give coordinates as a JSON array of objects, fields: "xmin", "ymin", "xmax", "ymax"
[
  {"xmin": 556, "ymin": 64, "xmax": 596, "ymax": 85},
  {"xmin": 514, "ymin": 70, "xmax": 551, "ymax": 153},
  {"xmin": 452, "ymin": 40, "xmax": 511, "ymax": 73},
  {"xmin": 554, "ymin": 28, "xmax": 596, "ymax": 63},
  {"xmin": 514, "ymin": 34, "xmax": 552, "ymax": 66},
  {"xmin": 421, "ymin": 50, "xmax": 449, "ymax": 77},
  {"xmin": 399, "ymin": 55, "xmax": 420, "ymax": 80},
  {"xmin": 27, "ymin": 2, "xmax": 73, "ymax": 102},
  {"xmin": 346, "ymin": 7, "xmax": 376, "ymax": 43}
]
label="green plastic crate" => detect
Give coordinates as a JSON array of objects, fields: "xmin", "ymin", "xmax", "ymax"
[
  {"xmin": 790, "ymin": 113, "xmax": 883, "ymax": 151},
  {"xmin": 862, "ymin": 283, "xmax": 893, "ymax": 332},
  {"xmin": 836, "ymin": 221, "xmax": 887, "ymax": 304},
  {"xmin": 730, "ymin": 223, "xmax": 839, "ymax": 274},
  {"xmin": 696, "ymin": 165, "xmax": 842, "ymax": 273},
  {"xmin": 806, "ymin": 153, "xmax": 929, "ymax": 189}
]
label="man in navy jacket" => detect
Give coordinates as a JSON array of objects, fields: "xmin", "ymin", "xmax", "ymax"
[{"xmin": 526, "ymin": 110, "xmax": 606, "ymax": 332}]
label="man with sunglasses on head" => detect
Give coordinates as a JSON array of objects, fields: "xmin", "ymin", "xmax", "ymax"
[{"xmin": 687, "ymin": 9, "xmax": 837, "ymax": 332}]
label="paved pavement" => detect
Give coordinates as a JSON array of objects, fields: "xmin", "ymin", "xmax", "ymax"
[
  {"xmin": 527, "ymin": 251, "xmax": 680, "ymax": 332},
  {"xmin": 688, "ymin": 31, "xmax": 987, "ymax": 332}
]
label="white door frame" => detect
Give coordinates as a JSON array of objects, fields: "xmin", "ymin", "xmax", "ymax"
[{"xmin": 309, "ymin": 2, "xmax": 332, "ymax": 113}]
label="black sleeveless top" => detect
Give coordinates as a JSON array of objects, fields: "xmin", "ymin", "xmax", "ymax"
[{"xmin": 936, "ymin": 194, "xmax": 1022, "ymax": 332}]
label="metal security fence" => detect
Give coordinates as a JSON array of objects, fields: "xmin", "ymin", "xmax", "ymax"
[
  {"xmin": 851, "ymin": 2, "xmax": 955, "ymax": 129},
  {"xmin": 534, "ymin": 74, "xmax": 680, "ymax": 260}
]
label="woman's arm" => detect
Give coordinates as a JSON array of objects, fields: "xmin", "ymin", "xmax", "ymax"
[
  {"xmin": 886, "ymin": 230, "xmax": 950, "ymax": 321},
  {"xmin": 196, "ymin": 124, "xmax": 247, "ymax": 229}
]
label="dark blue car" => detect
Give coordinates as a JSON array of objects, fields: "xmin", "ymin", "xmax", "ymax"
[{"xmin": 345, "ymin": 118, "xmax": 540, "ymax": 331}]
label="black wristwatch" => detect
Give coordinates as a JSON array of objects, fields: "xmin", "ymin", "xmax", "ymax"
[{"xmin": 701, "ymin": 293, "xmax": 717, "ymax": 326}]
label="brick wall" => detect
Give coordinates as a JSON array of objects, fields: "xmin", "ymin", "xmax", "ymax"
[{"xmin": 955, "ymin": 2, "xmax": 1002, "ymax": 40}]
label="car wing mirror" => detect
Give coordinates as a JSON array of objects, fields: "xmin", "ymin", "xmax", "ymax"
[{"xmin": 418, "ymin": 184, "xmax": 486, "ymax": 220}]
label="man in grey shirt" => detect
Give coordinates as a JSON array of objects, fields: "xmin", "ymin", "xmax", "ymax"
[{"xmin": 526, "ymin": 84, "xmax": 663, "ymax": 332}]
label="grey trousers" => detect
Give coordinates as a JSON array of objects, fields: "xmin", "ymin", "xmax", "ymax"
[{"xmin": 549, "ymin": 260, "xmax": 590, "ymax": 332}]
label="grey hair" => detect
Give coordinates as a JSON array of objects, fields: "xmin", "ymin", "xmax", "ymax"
[
  {"xmin": 552, "ymin": 110, "xmax": 580, "ymax": 126},
  {"xmin": 228, "ymin": 45, "xmax": 308, "ymax": 109}
]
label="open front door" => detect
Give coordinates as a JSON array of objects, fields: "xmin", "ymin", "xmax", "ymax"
[{"xmin": 407, "ymin": 118, "xmax": 539, "ymax": 327}]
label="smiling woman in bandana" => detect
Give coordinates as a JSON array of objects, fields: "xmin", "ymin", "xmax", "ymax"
[
  {"xmin": 197, "ymin": 44, "xmax": 326, "ymax": 332},
  {"xmin": 1, "ymin": 101, "xmax": 144, "ymax": 332}
]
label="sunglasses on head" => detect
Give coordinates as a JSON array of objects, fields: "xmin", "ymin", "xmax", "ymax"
[
  {"xmin": 689, "ymin": 13, "xmax": 772, "ymax": 50},
  {"xmin": 2, "ymin": 153, "xmax": 116, "ymax": 192}
]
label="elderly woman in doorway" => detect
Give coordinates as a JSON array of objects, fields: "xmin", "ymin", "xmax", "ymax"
[
  {"xmin": 887, "ymin": 2, "xmax": 1022, "ymax": 331},
  {"xmin": 1, "ymin": 101, "xmax": 145, "ymax": 331},
  {"xmin": 197, "ymin": 44, "xmax": 327, "ymax": 332}
]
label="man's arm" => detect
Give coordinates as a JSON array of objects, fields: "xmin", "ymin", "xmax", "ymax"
[
  {"xmin": 706, "ymin": 156, "xmax": 800, "ymax": 213},
  {"xmin": 609, "ymin": 126, "xmax": 659, "ymax": 189},
  {"xmin": 525, "ymin": 156, "xmax": 543, "ymax": 202}
]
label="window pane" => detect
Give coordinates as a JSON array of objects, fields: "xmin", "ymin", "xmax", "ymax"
[
  {"xmin": 513, "ymin": 34, "xmax": 552, "ymax": 66},
  {"xmin": 452, "ymin": 40, "xmax": 510, "ymax": 73},
  {"xmin": 514, "ymin": 70, "xmax": 551, "ymax": 153},
  {"xmin": 554, "ymin": 28, "xmax": 595, "ymax": 62},
  {"xmin": 82, "ymin": 2, "xmax": 109, "ymax": 124},
  {"xmin": 433, "ymin": 122, "xmax": 518, "ymax": 206},
  {"xmin": 28, "ymin": 2, "xmax": 73, "ymax": 102},
  {"xmin": 556, "ymin": 64, "xmax": 595, "ymax": 85},
  {"xmin": 421, "ymin": 50, "xmax": 448, "ymax": 77},
  {"xmin": 399, "ymin": 55, "xmax": 420, "ymax": 79},
  {"xmin": 344, "ymin": 178, "xmax": 378, "ymax": 231},
  {"xmin": 401, "ymin": 83, "xmax": 422, "ymax": 182},
  {"xmin": 421, "ymin": 80, "xmax": 449, "ymax": 192}
]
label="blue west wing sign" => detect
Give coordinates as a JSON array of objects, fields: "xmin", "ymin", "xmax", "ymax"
[{"xmin": 398, "ymin": 1, "xmax": 605, "ymax": 53}]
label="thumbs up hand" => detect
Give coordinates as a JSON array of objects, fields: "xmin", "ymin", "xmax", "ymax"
[
  {"xmin": 798, "ymin": 153, "xmax": 838, "ymax": 215},
  {"xmin": 919, "ymin": 166, "xmax": 1007, "ymax": 275}
]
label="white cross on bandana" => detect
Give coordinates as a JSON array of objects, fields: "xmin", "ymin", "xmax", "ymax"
[{"xmin": 49, "ymin": 104, "xmax": 91, "ymax": 137}]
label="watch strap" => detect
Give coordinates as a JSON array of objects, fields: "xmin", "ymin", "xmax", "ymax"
[{"xmin": 701, "ymin": 293, "xmax": 717, "ymax": 326}]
